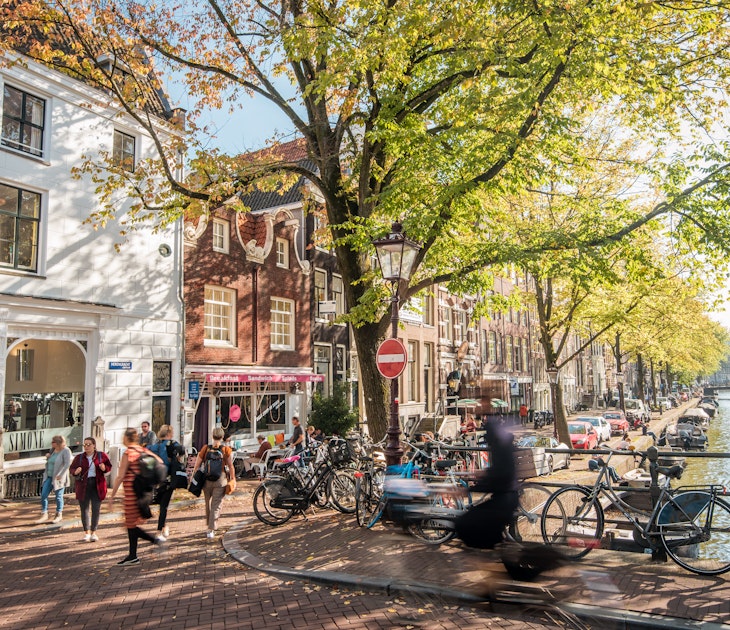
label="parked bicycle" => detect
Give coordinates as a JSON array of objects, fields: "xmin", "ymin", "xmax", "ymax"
[
  {"xmin": 252, "ymin": 438, "xmax": 357, "ymax": 525},
  {"xmin": 540, "ymin": 446, "xmax": 730, "ymax": 575}
]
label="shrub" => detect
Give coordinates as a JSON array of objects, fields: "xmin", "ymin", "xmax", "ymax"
[{"xmin": 309, "ymin": 382, "xmax": 359, "ymax": 436}]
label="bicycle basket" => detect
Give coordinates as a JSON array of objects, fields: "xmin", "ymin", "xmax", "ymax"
[{"xmin": 328, "ymin": 438, "xmax": 352, "ymax": 465}]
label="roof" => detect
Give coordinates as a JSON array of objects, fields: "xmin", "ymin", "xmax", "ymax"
[
  {"xmin": 239, "ymin": 138, "xmax": 319, "ymax": 211},
  {"xmin": 0, "ymin": 2, "xmax": 173, "ymax": 120}
]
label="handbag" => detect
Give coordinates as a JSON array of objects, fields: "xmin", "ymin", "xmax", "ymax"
[{"xmin": 188, "ymin": 468, "xmax": 205, "ymax": 497}]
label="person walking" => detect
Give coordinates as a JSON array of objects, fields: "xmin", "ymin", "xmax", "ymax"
[
  {"xmin": 110, "ymin": 428, "xmax": 163, "ymax": 566},
  {"xmin": 138, "ymin": 421, "xmax": 157, "ymax": 447},
  {"xmin": 36, "ymin": 435, "xmax": 72, "ymax": 524},
  {"xmin": 191, "ymin": 427, "xmax": 235, "ymax": 539},
  {"xmin": 148, "ymin": 424, "xmax": 182, "ymax": 541},
  {"xmin": 70, "ymin": 437, "xmax": 112, "ymax": 542}
]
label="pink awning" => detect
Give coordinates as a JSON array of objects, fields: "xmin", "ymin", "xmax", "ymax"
[{"xmin": 205, "ymin": 373, "xmax": 324, "ymax": 383}]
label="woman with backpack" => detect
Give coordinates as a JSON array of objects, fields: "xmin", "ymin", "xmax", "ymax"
[
  {"xmin": 191, "ymin": 427, "xmax": 235, "ymax": 539},
  {"xmin": 110, "ymin": 427, "xmax": 164, "ymax": 566},
  {"xmin": 148, "ymin": 424, "xmax": 183, "ymax": 542}
]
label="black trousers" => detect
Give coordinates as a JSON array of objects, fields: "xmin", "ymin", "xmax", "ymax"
[{"xmin": 455, "ymin": 492, "xmax": 519, "ymax": 549}]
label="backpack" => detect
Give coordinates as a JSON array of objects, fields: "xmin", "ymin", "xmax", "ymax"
[
  {"xmin": 134, "ymin": 452, "xmax": 168, "ymax": 492},
  {"xmin": 203, "ymin": 445, "xmax": 224, "ymax": 481},
  {"xmin": 167, "ymin": 441, "xmax": 189, "ymax": 489}
]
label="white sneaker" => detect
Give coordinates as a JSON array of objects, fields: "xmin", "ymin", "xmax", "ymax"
[
  {"xmin": 90, "ymin": 534, "xmax": 99, "ymax": 542},
  {"xmin": 52, "ymin": 513, "xmax": 62, "ymax": 524},
  {"xmin": 35, "ymin": 513, "xmax": 49, "ymax": 524},
  {"xmin": 206, "ymin": 530, "xmax": 215, "ymax": 539},
  {"xmin": 82, "ymin": 534, "xmax": 91, "ymax": 542},
  {"xmin": 162, "ymin": 527, "xmax": 170, "ymax": 538},
  {"xmin": 156, "ymin": 533, "xmax": 167, "ymax": 542}
]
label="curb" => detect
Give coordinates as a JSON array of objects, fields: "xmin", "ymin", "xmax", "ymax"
[{"xmin": 221, "ymin": 520, "xmax": 730, "ymax": 630}]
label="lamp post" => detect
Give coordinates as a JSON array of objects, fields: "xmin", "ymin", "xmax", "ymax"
[
  {"xmin": 373, "ymin": 222, "xmax": 421, "ymax": 466},
  {"xmin": 616, "ymin": 371, "xmax": 625, "ymax": 414},
  {"xmin": 546, "ymin": 365, "xmax": 559, "ymax": 439}
]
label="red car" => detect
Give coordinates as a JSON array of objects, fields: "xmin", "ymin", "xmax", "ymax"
[
  {"xmin": 568, "ymin": 421, "xmax": 599, "ymax": 450},
  {"xmin": 603, "ymin": 410, "xmax": 630, "ymax": 435}
]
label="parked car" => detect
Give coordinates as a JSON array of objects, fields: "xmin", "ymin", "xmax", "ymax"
[
  {"xmin": 575, "ymin": 415, "xmax": 611, "ymax": 442},
  {"xmin": 624, "ymin": 399, "xmax": 650, "ymax": 427},
  {"xmin": 568, "ymin": 421, "xmax": 599, "ymax": 450},
  {"xmin": 655, "ymin": 397, "xmax": 671, "ymax": 413},
  {"xmin": 515, "ymin": 435, "xmax": 571, "ymax": 475},
  {"xmin": 603, "ymin": 410, "xmax": 630, "ymax": 435}
]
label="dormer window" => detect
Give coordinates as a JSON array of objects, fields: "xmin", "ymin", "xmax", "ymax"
[{"xmin": 276, "ymin": 237, "xmax": 289, "ymax": 268}]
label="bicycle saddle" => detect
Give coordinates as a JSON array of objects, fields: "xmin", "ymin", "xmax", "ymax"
[
  {"xmin": 434, "ymin": 459, "xmax": 458, "ymax": 470},
  {"xmin": 655, "ymin": 464, "xmax": 683, "ymax": 479}
]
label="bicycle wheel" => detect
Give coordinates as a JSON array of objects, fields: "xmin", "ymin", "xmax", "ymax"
[
  {"xmin": 407, "ymin": 489, "xmax": 462, "ymax": 545},
  {"xmin": 510, "ymin": 482, "xmax": 553, "ymax": 544},
  {"xmin": 658, "ymin": 492, "xmax": 730, "ymax": 575},
  {"xmin": 367, "ymin": 492, "xmax": 389, "ymax": 529},
  {"xmin": 355, "ymin": 473, "xmax": 375, "ymax": 527},
  {"xmin": 252, "ymin": 481, "xmax": 296, "ymax": 526},
  {"xmin": 328, "ymin": 469, "xmax": 356, "ymax": 514},
  {"xmin": 541, "ymin": 486, "xmax": 603, "ymax": 559}
]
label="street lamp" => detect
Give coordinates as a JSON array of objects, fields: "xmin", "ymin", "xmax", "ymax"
[
  {"xmin": 546, "ymin": 365, "xmax": 560, "ymax": 438},
  {"xmin": 373, "ymin": 222, "xmax": 421, "ymax": 466},
  {"xmin": 616, "ymin": 371, "xmax": 625, "ymax": 414}
]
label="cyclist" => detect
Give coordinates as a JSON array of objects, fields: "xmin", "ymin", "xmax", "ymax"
[{"xmin": 455, "ymin": 416, "xmax": 519, "ymax": 549}]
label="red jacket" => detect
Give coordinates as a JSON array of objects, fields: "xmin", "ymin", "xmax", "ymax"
[{"xmin": 71, "ymin": 450, "xmax": 112, "ymax": 501}]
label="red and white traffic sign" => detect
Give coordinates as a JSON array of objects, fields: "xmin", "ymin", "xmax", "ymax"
[{"xmin": 376, "ymin": 338, "xmax": 408, "ymax": 379}]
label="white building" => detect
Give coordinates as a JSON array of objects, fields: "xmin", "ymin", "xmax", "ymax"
[{"xmin": 0, "ymin": 51, "xmax": 184, "ymax": 489}]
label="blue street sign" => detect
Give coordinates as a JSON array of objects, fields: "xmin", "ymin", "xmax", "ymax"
[
  {"xmin": 108, "ymin": 361, "xmax": 132, "ymax": 370},
  {"xmin": 188, "ymin": 381, "xmax": 200, "ymax": 400}
]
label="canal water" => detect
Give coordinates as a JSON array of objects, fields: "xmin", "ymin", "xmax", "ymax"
[
  {"xmin": 679, "ymin": 394, "xmax": 730, "ymax": 487},
  {"xmin": 674, "ymin": 393, "xmax": 730, "ymax": 564}
]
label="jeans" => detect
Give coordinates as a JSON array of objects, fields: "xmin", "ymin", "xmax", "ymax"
[
  {"xmin": 40, "ymin": 477, "xmax": 64, "ymax": 514},
  {"xmin": 79, "ymin": 478, "xmax": 101, "ymax": 531},
  {"xmin": 203, "ymin": 479, "xmax": 226, "ymax": 531}
]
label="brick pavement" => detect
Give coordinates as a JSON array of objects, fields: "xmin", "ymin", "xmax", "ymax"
[{"xmin": 0, "ymin": 486, "xmax": 559, "ymax": 630}]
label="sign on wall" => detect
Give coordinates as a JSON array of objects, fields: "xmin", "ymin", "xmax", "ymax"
[{"xmin": 109, "ymin": 361, "xmax": 133, "ymax": 370}]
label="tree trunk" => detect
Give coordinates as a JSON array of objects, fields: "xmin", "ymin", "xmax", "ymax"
[
  {"xmin": 351, "ymin": 321, "xmax": 390, "ymax": 441},
  {"xmin": 554, "ymin": 383, "xmax": 570, "ymax": 445},
  {"xmin": 636, "ymin": 354, "xmax": 645, "ymax": 403}
]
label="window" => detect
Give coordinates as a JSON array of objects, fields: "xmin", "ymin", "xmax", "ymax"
[
  {"xmin": 204, "ymin": 286, "xmax": 235, "ymax": 345},
  {"xmin": 314, "ymin": 268, "xmax": 327, "ymax": 318},
  {"xmin": 152, "ymin": 361, "xmax": 172, "ymax": 433},
  {"xmin": 335, "ymin": 345, "xmax": 346, "ymax": 382},
  {"xmin": 212, "ymin": 218, "xmax": 230, "ymax": 253},
  {"xmin": 0, "ymin": 183, "xmax": 41, "ymax": 272},
  {"xmin": 514, "ymin": 337, "xmax": 522, "ymax": 371},
  {"xmin": 481, "ymin": 329, "xmax": 489, "ymax": 364},
  {"xmin": 407, "ymin": 341, "xmax": 418, "ymax": 402},
  {"xmin": 423, "ymin": 293, "xmax": 434, "ymax": 326},
  {"xmin": 505, "ymin": 335, "xmax": 513, "ymax": 370},
  {"xmin": 113, "ymin": 130, "xmax": 135, "ymax": 172},
  {"xmin": 314, "ymin": 344, "xmax": 331, "ymax": 395},
  {"xmin": 332, "ymin": 275, "xmax": 345, "ymax": 316},
  {"xmin": 2, "ymin": 85, "xmax": 45, "ymax": 157},
  {"xmin": 16, "ymin": 348, "xmax": 33, "ymax": 381},
  {"xmin": 276, "ymin": 237, "xmax": 289, "ymax": 268},
  {"xmin": 423, "ymin": 343, "xmax": 433, "ymax": 411},
  {"xmin": 271, "ymin": 297, "xmax": 294, "ymax": 349}
]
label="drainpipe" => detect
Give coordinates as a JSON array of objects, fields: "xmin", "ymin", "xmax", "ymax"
[{"xmin": 252, "ymin": 266, "xmax": 258, "ymax": 363}]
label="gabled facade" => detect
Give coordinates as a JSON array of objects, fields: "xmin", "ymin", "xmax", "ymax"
[
  {"xmin": 0, "ymin": 52, "xmax": 184, "ymax": 469},
  {"xmin": 182, "ymin": 188, "xmax": 319, "ymax": 450}
]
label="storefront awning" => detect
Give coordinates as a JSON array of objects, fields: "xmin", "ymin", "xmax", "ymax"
[
  {"xmin": 205, "ymin": 373, "xmax": 325, "ymax": 383},
  {"xmin": 490, "ymin": 398, "xmax": 509, "ymax": 408}
]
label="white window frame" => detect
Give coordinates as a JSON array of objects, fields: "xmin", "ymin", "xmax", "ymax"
[
  {"xmin": 314, "ymin": 343, "xmax": 332, "ymax": 395},
  {"xmin": 113, "ymin": 129, "xmax": 136, "ymax": 172},
  {"xmin": 276, "ymin": 237, "xmax": 289, "ymax": 268},
  {"xmin": 270, "ymin": 297, "xmax": 294, "ymax": 350},
  {"xmin": 407, "ymin": 341, "xmax": 418, "ymax": 403},
  {"xmin": 332, "ymin": 274, "xmax": 345, "ymax": 319},
  {"xmin": 1, "ymin": 83, "xmax": 47, "ymax": 159},
  {"xmin": 204, "ymin": 285, "xmax": 236, "ymax": 346},
  {"xmin": 0, "ymin": 181, "xmax": 43, "ymax": 273},
  {"xmin": 212, "ymin": 218, "xmax": 230, "ymax": 254}
]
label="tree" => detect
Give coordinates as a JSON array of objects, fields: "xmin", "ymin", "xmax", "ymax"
[
  {"xmin": 309, "ymin": 382, "xmax": 359, "ymax": 437},
  {"xmin": 4, "ymin": 1, "xmax": 730, "ymax": 440}
]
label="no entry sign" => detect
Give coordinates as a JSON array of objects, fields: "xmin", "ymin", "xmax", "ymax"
[{"xmin": 376, "ymin": 338, "xmax": 408, "ymax": 379}]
